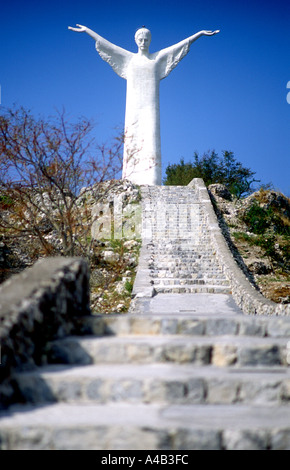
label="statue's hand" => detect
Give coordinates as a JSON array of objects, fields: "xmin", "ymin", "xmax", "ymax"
[
  {"xmin": 68, "ymin": 24, "xmax": 87, "ymax": 33},
  {"xmin": 203, "ymin": 30, "xmax": 220, "ymax": 36}
]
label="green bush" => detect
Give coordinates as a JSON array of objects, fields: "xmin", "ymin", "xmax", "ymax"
[
  {"xmin": 163, "ymin": 151, "xmax": 259, "ymax": 198},
  {"xmin": 242, "ymin": 202, "xmax": 290, "ymax": 236},
  {"xmin": 242, "ymin": 203, "xmax": 271, "ymax": 234},
  {"xmin": 0, "ymin": 194, "xmax": 14, "ymax": 209}
]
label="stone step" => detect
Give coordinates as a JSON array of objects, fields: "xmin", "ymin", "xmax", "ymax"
[
  {"xmin": 151, "ymin": 275, "xmax": 228, "ymax": 281},
  {"xmin": 149, "ymin": 251, "xmax": 219, "ymax": 257},
  {"xmin": 150, "ymin": 261, "xmax": 218, "ymax": 266},
  {"xmin": 149, "ymin": 258, "xmax": 226, "ymax": 264},
  {"xmin": 150, "ymin": 268, "xmax": 225, "ymax": 274},
  {"xmin": 149, "ymin": 261, "xmax": 224, "ymax": 267},
  {"xmin": 150, "ymin": 268, "xmax": 227, "ymax": 275},
  {"xmin": 149, "ymin": 265, "xmax": 221, "ymax": 270},
  {"xmin": 46, "ymin": 335, "xmax": 289, "ymax": 368},
  {"xmin": 141, "ymin": 189, "xmax": 198, "ymax": 198},
  {"xmin": 1, "ymin": 402, "xmax": 290, "ymax": 449},
  {"xmin": 151, "ymin": 275, "xmax": 228, "ymax": 282},
  {"xmin": 149, "ymin": 258, "xmax": 227, "ymax": 272},
  {"xmin": 149, "ymin": 264, "xmax": 224, "ymax": 271},
  {"xmin": 75, "ymin": 313, "xmax": 290, "ymax": 338},
  {"xmin": 149, "ymin": 244, "xmax": 215, "ymax": 248},
  {"xmin": 150, "ymin": 257, "xmax": 224, "ymax": 262},
  {"xmin": 154, "ymin": 285, "xmax": 232, "ymax": 294},
  {"xmin": 152, "ymin": 278, "xmax": 230, "ymax": 286},
  {"xmin": 12, "ymin": 363, "xmax": 290, "ymax": 406}
]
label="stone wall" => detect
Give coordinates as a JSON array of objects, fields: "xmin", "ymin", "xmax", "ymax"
[
  {"xmin": 190, "ymin": 178, "xmax": 290, "ymax": 316},
  {"xmin": 0, "ymin": 257, "xmax": 90, "ymax": 395}
]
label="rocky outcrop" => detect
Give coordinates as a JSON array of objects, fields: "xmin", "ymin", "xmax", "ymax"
[{"xmin": 208, "ymin": 184, "xmax": 290, "ymax": 306}]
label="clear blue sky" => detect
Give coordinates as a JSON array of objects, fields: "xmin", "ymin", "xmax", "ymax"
[{"xmin": 1, "ymin": 0, "xmax": 290, "ymax": 195}]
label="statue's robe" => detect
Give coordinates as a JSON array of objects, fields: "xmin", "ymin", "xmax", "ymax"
[{"xmin": 94, "ymin": 35, "xmax": 192, "ymax": 185}]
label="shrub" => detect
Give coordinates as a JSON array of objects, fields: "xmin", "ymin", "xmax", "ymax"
[
  {"xmin": 163, "ymin": 150, "xmax": 259, "ymax": 198},
  {"xmin": 0, "ymin": 106, "xmax": 123, "ymax": 260}
]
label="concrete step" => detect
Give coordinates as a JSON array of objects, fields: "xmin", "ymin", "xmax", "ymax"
[
  {"xmin": 75, "ymin": 313, "xmax": 290, "ymax": 338},
  {"xmin": 150, "ymin": 272, "xmax": 228, "ymax": 279},
  {"xmin": 149, "ymin": 250, "xmax": 223, "ymax": 255},
  {"xmin": 46, "ymin": 335, "xmax": 289, "ymax": 368},
  {"xmin": 1, "ymin": 402, "xmax": 290, "ymax": 449},
  {"xmin": 12, "ymin": 363, "xmax": 290, "ymax": 406},
  {"xmin": 149, "ymin": 254, "xmax": 221, "ymax": 260},
  {"xmin": 154, "ymin": 285, "xmax": 232, "ymax": 294},
  {"xmin": 152, "ymin": 279, "xmax": 230, "ymax": 286}
]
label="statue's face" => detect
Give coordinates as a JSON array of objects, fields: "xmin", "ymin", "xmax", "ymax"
[{"xmin": 135, "ymin": 30, "xmax": 151, "ymax": 51}]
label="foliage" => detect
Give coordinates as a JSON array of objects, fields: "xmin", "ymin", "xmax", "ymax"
[
  {"xmin": 0, "ymin": 106, "xmax": 123, "ymax": 260},
  {"xmin": 163, "ymin": 150, "xmax": 259, "ymax": 198},
  {"xmin": 234, "ymin": 192, "xmax": 290, "ymax": 272},
  {"xmin": 90, "ymin": 238, "xmax": 141, "ymax": 313},
  {"xmin": 242, "ymin": 201, "xmax": 290, "ymax": 237}
]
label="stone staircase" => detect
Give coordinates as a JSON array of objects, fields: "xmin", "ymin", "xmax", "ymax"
[
  {"xmin": 0, "ymin": 184, "xmax": 290, "ymax": 450},
  {"xmin": 0, "ymin": 308, "xmax": 290, "ymax": 450},
  {"xmin": 141, "ymin": 186, "xmax": 231, "ymax": 294}
]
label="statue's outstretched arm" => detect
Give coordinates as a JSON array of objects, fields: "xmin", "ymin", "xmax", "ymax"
[
  {"xmin": 68, "ymin": 24, "xmax": 87, "ymax": 33},
  {"xmin": 68, "ymin": 24, "xmax": 132, "ymax": 79},
  {"xmin": 157, "ymin": 29, "xmax": 220, "ymax": 80},
  {"xmin": 69, "ymin": 24, "xmax": 106, "ymax": 42},
  {"xmin": 159, "ymin": 29, "xmax": 220, "ymax": 53},
  {"xmin": 187, "ymin": 29, "xmax": 220, "ymax": 45}
]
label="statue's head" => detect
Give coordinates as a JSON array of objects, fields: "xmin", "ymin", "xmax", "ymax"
[{"xmin": 135, "ymin": 27, "xmax": 151, "ymax": 51}]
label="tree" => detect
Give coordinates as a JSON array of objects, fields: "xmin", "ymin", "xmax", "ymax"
[
  {"xmin": 163, "ymin": 150, "xmax": 260, "ymax": 198},
  {"xmin": 0, "ymin": 106, "xmax": 123, "ymax": 261}
]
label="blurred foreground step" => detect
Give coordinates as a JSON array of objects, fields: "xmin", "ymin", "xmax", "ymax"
[
  {"xmin": 13, "ymin": 363, "xmax": 290, "ymax": 406},
  {"xmin": 76, "ymin": 313, "xmax": 290, "ymax": 337},
  {"xmin": 1, "ymin": 402, "xmax": 290, "ymax": 450},
  {"xmin": 45, "ymin": 335, "xmax": 289, "ymax": 367}
]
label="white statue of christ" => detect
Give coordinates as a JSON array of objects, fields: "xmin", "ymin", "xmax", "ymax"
[{"xmin": 68, "ymin": 24, "xmax": 219, "ymax": 185}]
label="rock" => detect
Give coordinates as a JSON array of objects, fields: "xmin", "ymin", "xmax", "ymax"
[
  {"xmin": 212, "ymin": 344, "xmax": 237, "ymax": 367},
  {"xmin": 115, "ymin": 281, "xmax": 126, "ymax": 294},
  {"xmin": 135, "ymin": 286, "xmax": 156, "ymax": 298},
  {"xmin": 102, "ymin": 251, "xmax": 119, "ymax": 264},
  {"xmin": 247, "ymin": 259, "xmax": 272, "ymax": 275},
  {"xmin": 90, "ymin": 269, "xmax": 105, "ymax": 287},
  {"xmin": 124, "ymin": 254, "xmax": 137, "ymax": 266},
  {"xmin": 124, "ymin": 240, "xmax": 139, "ymax": 250},
  {"xmin": 208, "ymin": 184, "xmax": 233, "ymax": 201},
  {"xmin": 116, "ymin": 303, "xmax": 125, "ymax": 310}
]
